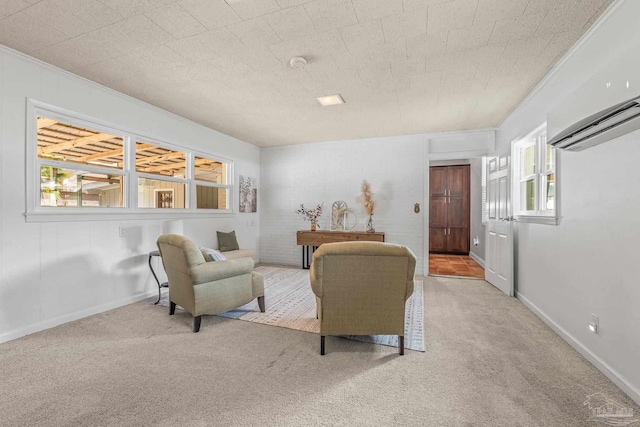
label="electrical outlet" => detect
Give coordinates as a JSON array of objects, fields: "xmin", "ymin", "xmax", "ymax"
[
  {"xmin": 589, "ymin": 314, "xmax": 599, "ymax": 334},
  {"xmin": 119, "ymin": 226, "xmax": 126, "ymax": 237}
]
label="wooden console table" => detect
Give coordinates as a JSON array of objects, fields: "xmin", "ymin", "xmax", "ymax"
[{"xmin": 296, "ymin": 230, "xmax": 385, "ymax": 269}]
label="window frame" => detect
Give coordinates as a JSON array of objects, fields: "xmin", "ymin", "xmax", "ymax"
[
  {"xmin": 192, "ymin": 150, "xmax": 234, "ymax": 210},
  {"xmin": 26, "ymin": 100, "xmax": 235, "ymax": 222},
  {"xmin": 511, "ymin": 123, "xmax": 558, "ymax": 225}
]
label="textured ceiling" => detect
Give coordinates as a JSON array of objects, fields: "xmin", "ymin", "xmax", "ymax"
[{"xmin": 0, "ymin": 0, "xmax": 614, "ymax": 147}]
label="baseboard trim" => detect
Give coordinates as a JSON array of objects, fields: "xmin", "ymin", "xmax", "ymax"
[
  {"xmin": 517, "ymin": 292, "xmax": 640, "ymax": 405},
  {"xmin": 0, "ymin": 290, "xmax": 157, "ymax": 345},
  {"xmin": 468, "ymin": 252, "xmax": 485, "ymax": 268}
]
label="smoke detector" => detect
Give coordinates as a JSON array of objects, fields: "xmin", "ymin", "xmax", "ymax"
[{"xmin": 289, "ymin": 56, "xmax": 307, "ymax": 69}]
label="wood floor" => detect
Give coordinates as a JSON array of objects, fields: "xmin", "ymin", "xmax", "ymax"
[{"xmin": 429, "ymin": 254, "xmax": 484, "ymax": 279}]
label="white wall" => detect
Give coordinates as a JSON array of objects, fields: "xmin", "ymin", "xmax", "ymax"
[
  {"xmin": 495, "ymin": 0, "xmax": 640, "ymax": 403},
  {"xmin": 260, "ymin": 134, "xmax": 428, "ymax": 274},
  {"xmin": 260, "ymin": 131, "xmax": 493, "ymax": 275},
  {"xmin": 0, "ymin": 47, "xmax": 260, "ymax": 343}
]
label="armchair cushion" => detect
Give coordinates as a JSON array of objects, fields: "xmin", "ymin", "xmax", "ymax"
[
  {"xmin": 190, "ymin": 257, "xmax": 255, "ymax": 284},
  {"xmin": 200, "ymin": 247, "xmax": 227, "ymax": 262},
  {"xmin": 217, "ymin": 230, "xmax": 239, "ymax": 252}
]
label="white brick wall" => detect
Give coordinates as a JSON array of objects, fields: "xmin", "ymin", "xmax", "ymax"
[{"xmin": 260, "ymin": 135, "xmax": 428, "ymax": 274}]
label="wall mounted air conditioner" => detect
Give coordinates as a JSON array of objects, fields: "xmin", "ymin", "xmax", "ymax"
[
  {"xmin": 547, "ymin": 44, "xmax": 640, "ymax": 151},
  {"xmin": 547, "ymin": 95, "xmax": 640, "ymax": 151}
]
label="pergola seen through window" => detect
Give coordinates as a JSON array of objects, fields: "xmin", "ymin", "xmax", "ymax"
[{"xmin": 35, "ymin": 112, "xmax": 232, "ymax": 212}]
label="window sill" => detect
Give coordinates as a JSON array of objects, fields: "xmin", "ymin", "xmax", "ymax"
[
  {"xmin": 24, "ymin": 209, "xmax": 236, "ymax": 223},
  {"xmin": 514, "ymin": 215, "xmax": 558, "ymax": 226}
]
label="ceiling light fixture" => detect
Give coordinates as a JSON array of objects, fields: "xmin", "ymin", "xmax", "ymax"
[
  {"xmin": 316, "ymin": 94, "xmax": 345, "ymax": 107},
  {"xmin": 289, "ymin": 56, "xmax": 307, "ymax": 69}
]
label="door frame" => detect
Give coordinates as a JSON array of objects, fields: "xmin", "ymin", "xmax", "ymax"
[
  {"xmin": 425, "ymin": 157, "xmax": 483, "ymax": 276},
  {"xmin": 427, "ymin": 164, "xmax": 471, "ymax": 254}
]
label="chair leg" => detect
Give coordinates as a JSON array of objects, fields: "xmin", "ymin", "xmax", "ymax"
[
  {"xmin": 257, "ymin": 295, "xmax": 265, "ymax": 312},
  {"xmin": 193, "ymin": 316, "xmax": 201, "ymax": 333},
  {"xmin": 399, "ymin": 336, "xmax": 404, "ymax": 356},
  {"xmin": 320, "ymin": 335, "xmax": 325, "ymax": 355},
  {"xmin": 169, "ymin": 301, "xmax": 176, "ymax": 315}
]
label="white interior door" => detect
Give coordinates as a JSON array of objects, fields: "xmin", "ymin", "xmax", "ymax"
[{"xmin": 484, "ymin": 155, "xmax": 514, "ymax": 296}]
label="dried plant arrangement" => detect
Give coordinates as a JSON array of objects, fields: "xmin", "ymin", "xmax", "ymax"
[
  {"xmin": 296, "ymin": 203, "xmax": 323, "ymax": 224},
  {"xmin": 358, "ymin": 180, "xmax": 376, "ymax": 232},
  {"xmin": 359, "ymin": 180, "xmax": 375, "ymax": 216}
]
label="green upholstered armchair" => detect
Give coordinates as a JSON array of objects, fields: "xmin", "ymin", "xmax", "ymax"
[
  {"xmin": 157, "ymin": 234, "xmax": 265, "ymax": 332},
  {"xmin": 310, "ymin": 241, "xmax": 416, "ymax": 355}
]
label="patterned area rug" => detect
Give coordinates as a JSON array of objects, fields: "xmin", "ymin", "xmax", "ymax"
[{"xmin": 159, "ymin": 265, "xmax": 424, "ymax": 352}]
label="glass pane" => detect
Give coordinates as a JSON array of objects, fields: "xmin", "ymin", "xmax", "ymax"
[
  {"xmin": 194, "ymin": 157, "xmax": 227, "ymax": 184},
  {"xmin": 545, "ymin": 143, "xmax": 555, "ymax": 171},
  {"xmin": 135, "ymin": 141, "xmax": 186, "ymax": 178},
  {"xmin": 545, "ymin": 173, "xmax": 555, "ymax": 210},
  {"xmin": 37, "ymin": 117, "xmax": 123, "ymax": 169},
  {"xmin": 521, "ymin": 144, "xmax": 536, "ymax": 177},
  {"xmin": 520, "ymin": 179, "xmax": 535, "ymax": 211},
  {"xmin": 40, "ymin": 166, "xmax": 123, "ymax": 207},
  {"xmin": 196, "ymin": 185, "xmax": 228, "ymax": 209},
  {"xmin": 137, "ymin": 178, "xmax": 186, "ymax": 208}
]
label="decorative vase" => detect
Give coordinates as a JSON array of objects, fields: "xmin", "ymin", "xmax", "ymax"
[
  {"xmin": 310, "ymin": 222, "xmax": 317, "ymax": 231},
  {"xmin": 366, "ymin": 216, "xmax": 375, "ymax": 233}
]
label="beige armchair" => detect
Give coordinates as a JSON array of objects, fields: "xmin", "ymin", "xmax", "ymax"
[
  {"xmin": 157, "ymin": 234, "xmax": 265, "ymax": 332},
  {"xmin": 310, "ymin": 241, "xmax": 416, "ymax": 355}
]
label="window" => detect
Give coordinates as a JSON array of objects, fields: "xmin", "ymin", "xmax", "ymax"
[
  {"xmin": 194, "ymin": 156, "xmax": 230, "ymax": 210},
  {"xmin": 512, "ymin": 124, "xmax": 557, "ymax": 224},
  {"xmin": 135, "ymin": 140, "xmax": 187, "ymax": 209},
  {"xmin": 28, "ymin": 102, "xmax": 234, "ymax": 219},
  {"xmin": 37, "ymin": 117, "xmax": 125, "ymax": 208}
]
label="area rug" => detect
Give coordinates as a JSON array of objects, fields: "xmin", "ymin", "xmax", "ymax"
[{"xmin": 158, "ymin": 265, "xmax": 424, "ymax": 352}]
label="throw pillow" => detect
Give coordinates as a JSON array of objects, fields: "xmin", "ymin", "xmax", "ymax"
[
  {"xmin": 217, "ymin": 230, "xmax": 239, "ymax": 252},
  {"xmin": 200, "ymin": 247, "xmax": 227, "ymax": 262}
]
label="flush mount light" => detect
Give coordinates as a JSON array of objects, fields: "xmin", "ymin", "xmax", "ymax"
[
  {"xmin": 316, "ymin": 94, "xmax": 345, "ymax": 107},
  {"xmin": 289, "ymin": 56, "xmax": 307, "ymax": 69}
]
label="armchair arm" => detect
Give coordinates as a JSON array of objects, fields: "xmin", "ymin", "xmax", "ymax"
[
  {"xmin": 310, "ymin": 252, "xmax": 323, "ymax": 298},
  {"xmin": 190, "ymin": 257, "xmax": 254, "ymax": 285}
]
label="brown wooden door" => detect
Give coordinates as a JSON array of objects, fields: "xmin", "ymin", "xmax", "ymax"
[
  {"xmin": 447, "ymin": 165, "xmax": 468, "ymax": 197},
  {"xmin": 429, "ymin": 228, "xmax": 447, "ymax": 252},
  {"xmin": 447, "ymin": 196, "xmax": 467, "ymax": 228},
  {"xmin": 447, "ymin": 228, "xmax": 469, "ymax": 253},
  {"xmin": 428, "ymin": 164, "xmax": 470, "ymax": 254},
  {"xmin": 429, "ymin": 196, "xmax": 448, "ymax": 228},
  {"xmin": 429, "ymin": 167, "xmax": 448, "ymax": 197}
]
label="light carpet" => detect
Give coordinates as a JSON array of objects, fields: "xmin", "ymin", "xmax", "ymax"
[
  {"xmin": 160, "ymin": 265, "xmax": 424, "ymax": 352},
  {"xmin": 1, "ymin": 275, "xmax": 638, "ymax": 426}
]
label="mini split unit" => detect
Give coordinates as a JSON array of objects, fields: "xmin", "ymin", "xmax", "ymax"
[{"xmin": 548, "ymin": 95, "xmax": 640, "ymax": 151}]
